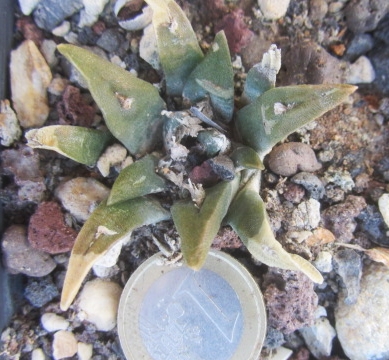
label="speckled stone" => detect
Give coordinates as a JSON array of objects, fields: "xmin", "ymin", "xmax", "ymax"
[
  {"xmin": 28, "ymin": 201, "xmax": 77, "ymax": 254},
  {"xmin": 0, "ymin": 99, "xmax": 22, "ymax": 146},
  {"xmin": 336, "ymin": 263, "xmax": 389, "ymax": 360},
  {"xmin": 2, "ymin": 225, "xmax": 56, "ymax": 277},
  {"xmin": 25, "ymin": 276, "xmax": 59, "ymax": 307}
]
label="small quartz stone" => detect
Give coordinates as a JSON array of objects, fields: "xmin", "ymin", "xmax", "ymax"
[
  {"xmin": 31, "ymin": 348, "xmax": 46, "ymax": 360},
  {"xmin": 290, "ymin": 199, "xmax": 321, "ymax": 231},
  {"xmin": 258, "ymin": 0, "xmax": 290, "ymax": 20},
  {"xmin": 77, "ymin": 342, "xmax": 93, "ymax": 360},
  {"xmin": 28, "ymin": 201, "xmax": 77, "ymax": 254},
  {"xmin": 19, "ymin": 0, "xmax": 40, "ymax": 15},
  {"xmin": 378, "ymin": 193, "xmax": 389, "ymax": 227},
  {"xmin": 313, "ymin": 251, "xmax": 333, "ymax": 273},
  {"xmin": 78, "ymin": 279, "xmax": 122, "ymax": 331},
  {"xmin": 97, "ymin": 144, "xmax": 128, "ymax": 177},
  {"xmin": 0, "ymin": 99, "xmax": 22, "ymax": 146},
  {"xmin": 41, "ymin": 313, "xmax": 69, "ymax": 332},
  {"xmin": 55, "ymin": 177, "xmax": 109, "ymax": 222},
  {"xmin": 79, "ymin": 0, "xmax": 110, "ymax": 27},
  {"xmin": 52, "ymin": 330, "xmax": 78, "ymax": 360},
  {"xmin": 2, "ymin": 225, "xmax": 56, "ymax": 277},
  {"xmin": 10, "ymin": 40, "xmax": 52, "ymax": 128},
  {"xmin": 40, "ymin": 39, "xmax": 59, "ymax": 68},
  {"xmin": 346, "ymin": 56, "xmax": 375, "ymax": 84}
]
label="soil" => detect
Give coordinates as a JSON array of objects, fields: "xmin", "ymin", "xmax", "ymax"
[{"xmin": 1, "ymin": 0, "xmax": 389, "ymax": 359}]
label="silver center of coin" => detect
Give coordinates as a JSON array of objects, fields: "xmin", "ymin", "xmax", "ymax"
[{"xmin": 139, "ymin": 267, "xmax": 244, "ymax": 360}]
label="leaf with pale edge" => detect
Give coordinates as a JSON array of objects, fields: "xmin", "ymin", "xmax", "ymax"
[
  {"xmin": 171, "ymin": 176, "xmax": 239, "ymax": 270},
  {"xmin": 26, "ymin": 125, "xmax": 112, "ymax": 166},
  {"xmin": 225, "ymin": 173, "xmax": 323, "ymax": 284},
  {"xmin": 230, "ymin": 146, "xmax": 265, "ymax": 171},
  {"xmin": 236, "ymin": 84, "xmax": 357, "ymax": 159},
  {"xmin": 57, "ymin": 44, "xmax": 165, "ymax": 157},
  {"xmin": 107, "ymin": 154, "xmax": 168, "ymax": 205},
  {"xmin": 60, "ymin": 197, "xmax": 170, "ymax": 310}
]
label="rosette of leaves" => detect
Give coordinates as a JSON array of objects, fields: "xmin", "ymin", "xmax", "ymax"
[{"xmin": 26, "ymin": 0, "xmax": 356, "ymax": 310}]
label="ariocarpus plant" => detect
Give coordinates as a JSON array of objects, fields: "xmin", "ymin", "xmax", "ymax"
[{"xmin": 26, "ymin": 0, "xmax": 356, "ymax": 310}]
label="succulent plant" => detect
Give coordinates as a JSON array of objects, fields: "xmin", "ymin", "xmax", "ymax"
[{"xmin": 26, "ymin": 0, "xmax": 356, "ymax": 311}]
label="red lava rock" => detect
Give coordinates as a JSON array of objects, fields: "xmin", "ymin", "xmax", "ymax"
[
  {"xmin": 28, "ymin": 201, "xmax": 77, "ymax": 254},
  {"xmin": 215, "ymin": 9, "xmax": 254, "ymax": 54},
  {"xmin": 283, "ymin": 183, "xmax": 305, "ymax": 203},
  {"xmin": 212, "ymin": 227, "xmax": 242, "ymax": 250},
  {"xmin": 321, "ymin": 195, "xmax": 367, "ymax": 243},
  {"xmin": 189, "ymin": 161, "xmax": 219, "ymax": 187},
  {"xmin": 57, "ymin": 85, "xmax": 96, "ymax": 127},
  {"xmin": 263, "ymin": 268, "xmax": 318, "ymax": 334},
  {"xmin": 16, "ymin": 17, "xmax": 44, "ymax": 47},
  {"xmin": 268, "ymin": 142, "xmax": 322, "ymax": 177},
  {"xmin": 290, "ymin": 347, "xmax": 310, "ymax": 360}
]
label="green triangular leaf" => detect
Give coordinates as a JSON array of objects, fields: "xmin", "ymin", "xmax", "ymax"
[
  {"xmin": 225, "ymin": 173, "xmax": 323, "ymax": 283},
  {"xmin": 57, "ymin": 44, "xmax": 166, "ymax": 157},
  {"xmin": 236, "ymin": 84, "xmax": 357, "ymax": 159},
  {"xmin": 107, "ymin": 155, "xmax": 168, "ymax": 205},
  {"xmin": 183, "ymin": 31, "xmax": 234, "ymax": 122},
  {"xmin": 230, "ymin": 146, "xmax": 265, "ymax": 170},
  {"xmin": 61, "ymin": 197, "xmax": 170, "ymax": 310},
  {"xmin": 26, "ymin": 125, "xmax": 112, "ymax": 166},
  {"xmin": 171, "ymin": 176, "xmax": 240, "ymax": 270},
  {"xmin": 145, "ymin": 0, "xmax": 204, "ymax": 96}
]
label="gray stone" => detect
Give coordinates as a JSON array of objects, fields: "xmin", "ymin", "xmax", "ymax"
[
  {"xmin": 370, "ymin": 46, "xmax": 389, "ymax": 96},
  {"xmin": 264, "ymin": 327, "xmax": 285, "ymax": 349},
  {"xmin": 357, "ymin": 205, "xmax": 389, "ymax": 246},
  {"xmin": 333, "ymin": 249, "xmax": 362, "ymax": 305},
  {"xmin": 291, "ymin": 172, "xmax": 325, "ymax": 200},
  {"xmin": 313, "ymin": 251, "xmax": 333, "ymax": 273},
  {"xmin": 374, "ymin": 13, "xmax": 389, "ymax": 46},
  {"xmin": 299, "ymin": 317, "xmax": 336, "ymax": 359},
  {"xmin": 208, "ymin": 155, "xmax": 235, "ymax": 180},
  {"xmin": 344, "ymin": 34, "xmax": 375, "ymax": 62},
  {"xmin": 345, "ymin": 0, "xmax": 389, "ymax": 34},
  {"xmin": 33, "ymin": 0, "xmax": 83, "ymax": 31},
  {"xmin": 2, "ymin": 225, "xmax": 56, "ymax": 277},
  {"xmin": 336, "ymin": 263, "xmax": 389, "ymax": 360},
  {"xmin": 96, "ymin": 28, "xmax": 124, "ymax": 53},
  {"xmin": 25, "ymin": 276, "xmax": 59, "ymax": 307},
  {"xmin": 309, "ymin": 0, "xmax": 328, "ymax": 23}
]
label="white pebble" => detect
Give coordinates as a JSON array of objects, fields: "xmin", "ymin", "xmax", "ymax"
[
  {"xmin": 78, "ymin": 279, "xmax": 122, "ymax": 331},
  {"xmin": 77, "ymin": 342, "xmax": 93, "ymax": 360},
  {"xmin": 40, "ymin": 39, "xmax": 58, "ymax": 68},
  {"xmin": 41, "ymin": 313, "xmax": 69, "ymax": 332},
  {"xmin": 52, "ymin": 330, "xmax": 78, "ymax": 360},
  {"xmin": 378, "ymin": 193, "xmax": 389, "ymax": 228},
  {"xmin": 31, "ymin": 348, "xmax": 46, "ymax": 360},
  {"xmin": 79, "ymin": 0, "xmax": 110, "ymax": 27},
  {"xmin": 97, "ymin": 143, "xmax": 128, "ymax": 177},
  {"xmin": 0, "ymin": 100, "xmax": 22, "ymax": 146},
  {"xmin": 18, "ymin": 0, "xmax": 40, "ymax": 15},
  {"xmin": 51, "ymin": 21, "xmax": 71, "ymax": 37},
  {"xmin": 291, "ymin": 199, "xmax": 321, "ymax": 230},
  {"xmin": 258, "ymin": 0, "xmax": 290, "ymax": 20},
  {"xmin": 313, "ymin": 251, "xmax": 333, "ymax": 273},
  {"xmin": 92, "ymin": 263, "xmax": 120, "ymax": 278},
  {"xmin": 94, "ymin": 238, "xmax": 128, "ymax": 268},
  {"xmin": 346, "ymin": 56, "xmax": 375, "ymax": 84},
  {"xmin": 55, "ymin": 177, "xmax": 109, "ymax": 222}
]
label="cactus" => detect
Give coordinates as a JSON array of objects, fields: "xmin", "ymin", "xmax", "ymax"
[{"xmin": 26, "ymin": 0, "xmax": 356, "ymax": 310}]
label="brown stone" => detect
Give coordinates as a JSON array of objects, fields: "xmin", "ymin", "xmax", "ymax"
[
  {"xmin": 306, "ymin": 227, "xmax": 336, "ymax": 247},
  {"xmin": 28, "ymin": 202, "xmax": 77, "ymax": 254}
]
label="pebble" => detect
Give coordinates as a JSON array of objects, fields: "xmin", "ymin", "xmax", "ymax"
[
  {"xmin": 97, "ymin": 143, "xmax": 128, "ymax": 177},
  {"xmin": 33, "ymin": 0, "xmax": 83, "ymax": 31},
  {"xmin": 0, "ymin": 99, "xmax": 22, "ymax": 146},
  {"xmin": 378, "ymin": 193, "xmax": 389, "ymax": 227},
  {"xmin": 290, "ymin": 199, "xmax": 321, "ymax": 231},
  {"xmin": 333, "ymin": 249, "xmax": 362, "ymax": 305},
  {"xmin": 291, "ymin": 172, "xmax": 325, "ymax": 200},
  {"xmin": 77, "ymin": 342, "xmax": 93, "ymax": 360},
  {"xmin": 93, "ymin": 238, "xmax": 127, "ymax": 268},
  {"xmin": 346, "ymin": 56, "xmax": 376, "ymax": 84},
  {"xmin": 263, "ymin": 268, "xmax": 318, "ymax": 334},
  {"xmin": 299, "ymin": 317, "xmax": 336, "ymax": 358},
  {"xmin": 52, "ymin": 330, "xmax": 78, "ymax": 360},
  {"xmin": 55, "ymin": 177, "xmax": 110, "ymax": 222},
  {"xmin": 40, "ymin": 39, "xmax": 59, "ymax": 68},
  {"xmin": 323, "ymin": 167, "xmax": 355, "ymax": 192},
  {"xmin": 96, "ymin": 28, "xmax": 124, "ymax": 53},
  {"xmin": 41, "ymin": 313, "xmax": 69, "ymax": 332},
  {"xmin": 344, "ymin": 33, "xmax": 375, "ymax": 62},
  {"xmin": 321, "ymin": 195, "xmax": 367, "ymax": 242},
  {"xmin": 2, "ymin": 225, "xmax": 56, "ymax": 277},
  {"xmin": 78, "ymin": 279, "xmax": 122, "ymax": 331},
  {"xmin": 10, "ymin": 40, "xmax": 52, "ymax": 128},
  {"xmin": 79, "ymin": 0, "xmax": 110, "ymax": 27},
  {"xmin": 25, "ymin": 276, "xmax": 59, "ymax": 307},
  {"xmin": 28, "ymin": 201, "xmax": 78, "ymax": 254},
  {"xmin": 140, "ymin": 24, "xmax": 160, "ymax": 70},
  {"xmin": 1, "ymin": 145, "xmax": 46, "ymax": 202},
  {"xmin": 92, "ymin": 264, "xmax": 120, "ymax": 278},
  {"xmin": 370, "ymin": 46, "xmax": 389, "ymax": 95},
  {"xmin": 51, "ymin": 21, "xmax": 71, "ymax": 37},
  {"xmin": 313, "ymin": 251, "xmax": 333, "ymax": 273},
  {"xmin": 357, "ymin": 205, "xmax": 388, "ymax": 246},
  {"xmin": 19, "ymin": 0, "xmax": 40, "ymax": 15},
  {"xmin": 257, "ymin": 0, "xmax": 290, "ymax": 20},
  {"xmin": 264, "ymin": 327, "xmax": 285, "ymax": 349},
  {"xmin": 268, "ymin": 143, "xmax": 322, "ymax": 177},
  {"xmin": 335, "ymin": 263, "xmax": 389, "ymax": 360},
  {"xmin": 31, "ymin": 348, "xmax": 46, "ymax": 360},
  {"xmin": 305, "ymin": 227, "xmax": 336, "ymax": 246},
  {"xmin": 309, "ymin": 0, "xmax": 328, "ymax": 23},
  {"xmin": 345, "ymin": 0, "xmax": 389, "ymax": 33},
  {"xmin": 208, "ymin": 155, "xmax": 236, "ymax": 180},
  {"xmin": 48, "ymin": 76, "xmax": 69, "ymax": 96},
  {"xmin": 283, "ymin": 183, "xmax": 305, "ymax": 204}
]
